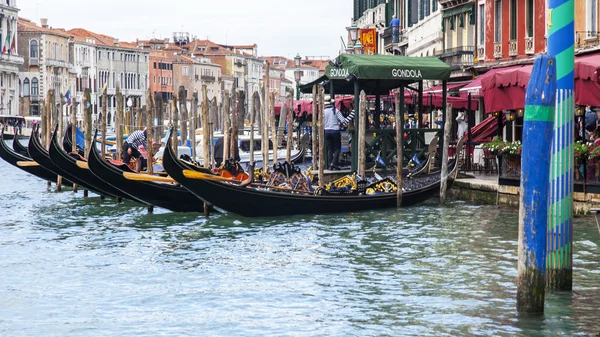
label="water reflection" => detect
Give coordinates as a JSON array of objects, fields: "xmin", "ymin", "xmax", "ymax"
[{"xmin": 0, "ymin": 159, "xmax": 599, "ymax": 336}]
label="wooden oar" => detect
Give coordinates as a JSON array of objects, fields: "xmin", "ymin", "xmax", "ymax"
[
  {"xmin": 182, "ymin": 169, "xmax": 243, "ymax": 184},
  {"xmin": 123, "ymin": 172, "xmax": 176, "ymax": 183},
  {"xmin": 17, "ymin": 161, "xmax": 40, "ymax": 167},
  {"xmin": 76, "ymin": 160, "xmax": 89, "ymax": 169}
]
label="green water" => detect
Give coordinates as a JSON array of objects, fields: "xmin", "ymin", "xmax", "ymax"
[{"xmin": 0, "ymin": 158, "xmax": 598, "ymax": 336}]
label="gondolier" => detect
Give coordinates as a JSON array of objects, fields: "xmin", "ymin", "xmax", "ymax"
[
  {"xmin": 324, "ymin": 95, "xmax": 354, "ymax": 170},
  {"xmin": 122, "ymin": 129, "xmax": 148, "ymax": 171}
]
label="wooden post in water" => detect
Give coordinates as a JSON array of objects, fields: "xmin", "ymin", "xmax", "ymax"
[
  {"xmin": 262, "ymin": 85, "xmax": 269, "ymax": 174},
  {"xmin": 83, "ymin": 89, "xmax": 92, "ymax": 197},
  {"xmin": 146, "ymin": 88, "xmax": 154, "ymax": 176},
  {"xmin": 517, "ymin": 55, "xmax": 556, "ymax": 314},
  {"xmin": 40, "ymin": 99, "xmax": 47, "ymax": 149},
  {"xmin": 223, "ymin": 90, "xmax": 230, "ymax": 164},
  {"xmin": 44, "ymin": 90, "xmax": 53, "ymax": 148},
  {"xmin": 395, "ymin": 89, "xmax": 403, "ymax": 207},
  {"xmin": 270, "ymin": 92, "xmax": 277, "ymax": 163},
  {"xmin": 115, "ymin": 87, "xmax": 124, "ymax": 160},
  {"xmin": 211, "ymin": 97, "xmax": 218, "ymax": 165},
  {"xmin": 318, "ymin": 86, "xmax": 325, "ymax": 185},
  {"xmin": 171, "ymin": 94, "xmax": 179, "ymax": 151},
  {"xmin": 125, "ymin": 101, "xmax": 131, "ymax": 135},
  {"xmin": 137, "ymin": 108, "xmax": 143, "ymax": 131},
  {"xmin": 547, "ymin": 0, "xmax": 575, "ymax": 292},
  {"xmin": 251, "ymin": 92, "xmax": 260, "ymax": 165},
  {"xmin": 191, "ymin": 92, "xmax": 198, "ymax": 160},
  {"xmin": 101, "ymin": 86, "xmax": 108, "ymax": 159},
  {"xmin": 153, "ymin": 93, "xmax": 163, "ymax": 150},
  {"xmin": 284, "ymin": 93, "xmax": 292, "ymax": 163},
  {"xmin": 311, "ymin": 85, "xmax": 318, "ymax": 171},
  {"xmin": 358, "ymin": 90, "xmax": 367, "ymax": 178},
  {"xmin": 71, "ymin": 97, "xmax": 78, "ymax": 193},
  {"xmin": 202, "ymin": 85, "xmax": 210, "ymax": 167},
  {"xmin": 178, "ymin": 86, "xmax": 188, "ymax": 148},
  {"xmin": 58, "ymin": 93, "xmax": 64, "ymax": 143},
  {"xmin": 230, "ymin": 90, "xmax": 239, "ymax": 161},
  {"xmin": 277, "ymin": 93, "xmax": 287, "ymax": 150},
  {"xmin": 438, "ymin": 81, "xmax": 448, "ymax": 205}
]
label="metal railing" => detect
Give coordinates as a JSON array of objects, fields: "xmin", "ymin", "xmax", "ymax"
[
  {"xmin": 435, "ymin": 46, "xmax": 475, "ymax": 70},
  {"xmin": 382, "ymin": 26, "xmax": 407, "ymax": 48}
]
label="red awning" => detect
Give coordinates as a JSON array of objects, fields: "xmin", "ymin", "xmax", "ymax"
[
  {"xmin": 480, "ymin": 65, "xmax": 532, "ymax": 113},
  {"xmin": 574, "ymin": 52, "xmax": 600, "ymax": 107},
  {"xmin": 423, "ymin": 82, "xmax": 469, "ymax": 94}
]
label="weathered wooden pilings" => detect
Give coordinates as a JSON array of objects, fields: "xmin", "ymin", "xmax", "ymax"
[
  {"xmin": 395, "ymin": 89, "xmax": 403, "ymax": 207},
  {"xmin": 57, "ymin": 92, "xmax": 64, "ymax": 192},
  {"xmin": 270, "ymin": 92, "xmax": 277, "ymax": 163},
  {"xmin": 115, "ymin": 87, "xmax": 124, "ymax": 160},
  {"xmin": 358, "ymin": 90, "xmax": 367, "ymax": 178},
  {"xmin": 311, "ymin": 85, "xmax": 317, "ymax": 171},
  {"xmin": 223, "ymin": 90, "xmax": 230, "ymax": 164},
  {"xmin": 146, "ymin": 88, "xmax": 154, "ymax": 175},
  {"xmin": 210, "ymin": 97, "xmax": 218, "ymax": 166},
  {"xmin": 178, "ymin": 86, "xmax": 188, "ymax": 148},
  {"xmin": 101, "ymin": 87, "xmax": 108, "ymax": 158},
  {"xmin": 251, "ymin": 92, "xmax": 260, "ymax": 164},
  {"xmin": 283, "ymin": 94, "xmax": 291, "ymax": 163},
  {"xmin": 83, "ymin": 89, "xmax": 92, "ymax": 197},
  {"xmin": 202, "ymin": 85, "xmax": 210, "ymax": 167},
  {"xmin": 262, "ymin": 85, "xmax": 269, "ymax": 174},
  {"xmin": 547, "ymin": 0, "xmax": 575, "ymax": 291},
  {"xmin": 517, "ymin": 55, "xmax": 556, "ymax": 314},
  {"xmin": 231, "ymin": 90, "xmax": 239, "ymax": 161},
  {"xmin": 191, "ymin": 92, "xmax": 198, "ymax": 160},
  {"xmin": 171, "ymin": 94, "xmax": 179, "ymax": 151},
  {"xmin": 440, "ymin": 101, "xmax": 452, "ymax": 204},
  {"xmin": 71, "ymin": 97, "xmax": 78, "ymax": 193},
  {"xmin": 318, "ymin": 86, "xmax": 325, "ymax": 185},
  {"xmin": 277, "ymin": 93, "xmax": 287, "ymax": 150}
]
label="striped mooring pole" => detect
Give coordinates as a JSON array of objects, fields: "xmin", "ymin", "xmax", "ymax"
[
  {"xmin": 547, "ymin": 0, "xmax": 575, "ymax": 291},
  {"xmin": 517, "ymin": 55, "xmax": 556, "ymax": 313}
]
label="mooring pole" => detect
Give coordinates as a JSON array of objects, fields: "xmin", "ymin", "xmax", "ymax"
[
  {"xmin": 202, "ymin": 85, "xmax": 210, "ymax": 168},
  {"xmin": 318, "ymin": 86, "xmax": 325, "ymax": 185},
  {"xmin": 83, "ymin": 89, "xmax": 92, "ymax": 198},
  {"xmin": 517, "ymin": 55, "xmax": 556, "ymax": 314},
  {"xmin": 231, "ymin": 90, "xmax": 239, "ymax": 161},
  {"xmin": 312, "ymin": 85, "xmax": 317, "ymax": 171},
  {"xmin": 285, "ymin": 91, "xmax": 293, "ymax": 163},
  {"xmin": 146, "ymin": 88, "xmax": 154, "ymax": 175},
  {"xmin": 179, "ymin": 86, "xmax": 188, "ymax": 148},
  {"xmin": 116, "ymin": 87, "xmax": 124, "ymax": 161},
  {"xmin": 358, "ymin": 90, "xmax": 367, "ymax": 178},
  {"xmin": 171, "ymin": 94, "xmax": 179, "ymax": 151},
  {"xmin": 191, "ymin": 92, "xmax": 198, "ymax": 160},
  {"xmin": 101, "ymin": 87, "xmax": 107, "ymax": 159},
  {"xmin": 71, "ymin": 97, "xmax": 78, "ymax": 193},
  {"xmin": 547, "ymin": 0, "xmax": 575, "ymax": 291},
  {"xmin": 270, "ymin": 92, "xmax": 277, "ymax": 163},
  {"xmin": 395, "ymin": 89, "xmax": 403, "ymax": 207},
  {"xmin": 223, "ymin": 91, "xmax": 230, "ymax": 164},
  {"xmin": 250, "ymin": 92, "xmax": 259, "ymax": 165},
  {"xmin": 440, "ymin": 80, "xmax": 450, "ymax": 204}
]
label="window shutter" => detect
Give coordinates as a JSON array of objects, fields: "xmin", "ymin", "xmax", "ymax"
[
  {"xmin": 470, "ymin": 5, "xmax": 476, "ymax": 25},
  {"xmin": 450, "ymin": 16, "xmax": 455, "ymax": 30},
  {"xmin": 459, "ymin": 13, "xmax": 464, "ymax": 28}
]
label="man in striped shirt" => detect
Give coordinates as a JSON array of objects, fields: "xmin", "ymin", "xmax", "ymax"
[
  {"xmin": 122, "ymin": 129, "xmax": 147, "ymax": 171},
  {"xmin": 324, "ymin": 96, "xmax": 355, "ymax": 170}
]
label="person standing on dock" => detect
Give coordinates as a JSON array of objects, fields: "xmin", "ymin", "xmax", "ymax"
[
  {"xmin": 122, "ymin": 129, "xmax": 148, "ymax": 172},
  {"xmin": 456, "ymin": 109, "xmax": 468, "ymax": 140},
  {"xmin": 324, "ymin": 96, "xmax": 355, "ymax": 170}
]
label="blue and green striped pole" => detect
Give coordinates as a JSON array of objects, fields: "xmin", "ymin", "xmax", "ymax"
[
  {"xmin": 547, "ymin": 0, "xmax": 574, "ymax": 291},
  {"xmin": 517, "ymin": 55, "xmax": 556, "ymax": 313}
]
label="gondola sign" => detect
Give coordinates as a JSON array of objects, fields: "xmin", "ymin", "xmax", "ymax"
[{"xmin": 329, "ymin": 68, "xmax": 349, "ymax": 79}]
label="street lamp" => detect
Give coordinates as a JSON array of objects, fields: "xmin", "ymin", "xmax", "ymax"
[
  {"xmin": 353, "ymin": 40, "xmax": 364, "ymax": 55},
  {"xmin": 294, "ymin": 67, "xmax": 303, "ymax": 100},
  {"xmin": 345, "ymin": 45, "xmax": 355, "ymax": 54},
  {"xmin": 346, "ymin": 22, "xmax": 359, "ymax": 46},
  {"xmin": 294, "ymin": 53, "xmax": 301, "ymax": 68}
]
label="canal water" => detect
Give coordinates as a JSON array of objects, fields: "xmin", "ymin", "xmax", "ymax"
[{"xmin": 0, "ymin": 156, "xmax": 599, "ymax": 336}]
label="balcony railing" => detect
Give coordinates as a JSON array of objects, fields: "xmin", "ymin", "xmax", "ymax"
[
  {"xmin": 382, "ymin": 26, "xmax": 408, "ymax": 50},
  {"xmin": 494, "ymin": 42, "xmax": 502, "ymax": 59},
  {"xmin": 477, "ymin": 46, "xmax": 485, "ymax": 61},
  {"xmin": 29, "ymin": 58, "xmax": 39, "ymax": 66},
  {"xmin": 201, "ymin": 75, "xmax": 216, "ymax": 82},
  {"xmin": 435, "ymin": 46, "xmax": 475, "ymax": 71},
  {"xmin": 508, "ymin": 40, "xmax": 518, "ymax": 57},
  {"xmin": 576, "ymin": 31, "xmax": 600, "ymax": 49},
  {"xmin": 524, "ymin": 37, "xmax": 534, "ymax": 55}
]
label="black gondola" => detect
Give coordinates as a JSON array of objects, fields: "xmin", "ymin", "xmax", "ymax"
[
  {"xmin": 47, "ymin": 125, "xmax": 133, "ymax": 200},
  {"xmin": 0, "ymin": 126, "xmax": 71, "ymax": 185},
  {"xmin": 87, "ymin": 130, "xmax": 205, "ymax": 212},
  {"xmin": 163, "ymin": 129, "xmax": 463, "ymax": 218},
  {"xmin": 12, "ymin": 135, "xmax": 30, "ymax": 158}
]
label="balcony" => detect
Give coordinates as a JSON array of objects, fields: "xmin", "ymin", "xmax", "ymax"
[
  {"xmin": 524, "ymin": 37, "xmax": 534, "ymax": 55},
  {"xmin": 494, "ymin": 42, "xmax": 502, "ymax": 59},
  {"xmin": 29, "ymin": 94, "xmax": 40, "ymax": 102},
  {"xmin": 508, "ymin": 40, "xmax": 518, "ymax": 57},
  {"xmin": 477, "ymin": 46, "xmax": 485, "ymax": 62},
  {"xmin": 47, "ymin": 59, "xmax": 70, "ymax": 68},
  {"xmin": 201, "ymin": 75, "xmax": 216, "ymax": 83},
  {"xmin": 576, "ymin": 31, "xmax": 600, "ymax": 49},
  {"xmin": 435, "ymin": 46, "xmax": 475, "ymax": 71},
  {"xmin": 382, "ymin": 26, "xmax": 408, "ymax": 55}
]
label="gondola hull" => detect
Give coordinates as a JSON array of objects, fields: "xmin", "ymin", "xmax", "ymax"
[
  {"xmin": 163, "ymin": 131, "xmax": 460, "ymax": 218},
  {"xmin": 1, "ymin": 128, "xmax": 70, "ymax": 185},
  {"xmin": 87, "ymin": 131, "xmax": 205, "ymax": 212},
  {"xmin": 47, "ymin": 126, "xmax": 133, "ymax": 200},
  {"xmin": 12, "ymin": 136, "xmax": 30, "ymax": 158}
]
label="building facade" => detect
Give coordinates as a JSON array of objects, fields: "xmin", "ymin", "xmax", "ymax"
[
  {"xmin": 0, "ymin": 0, "xmax": 23, "ymax": 116},
  {"xmin": 437, "ymin": 0, "xmax": 477, "ymax": 79},
  {"xmin": 68, "ymin": 28, "xmax": 149, "ymax": 127},
  {"xmin": 149, "ymin": 50, "xmax": 174, "ymax": 104},
  {"xmin": 17, "ymin": 18, "xmax": 71, "ymax": 117},
  {"xmin": 172, "ymin": 56, "xmax": 222, "ymax": 110}
]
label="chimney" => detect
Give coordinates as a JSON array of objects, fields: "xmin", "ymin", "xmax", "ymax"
[
  {"xmin": 114, "ymin": 38, "xmax": 119, "ymax": 47},
  {"xmin": 40, "ymin": 18, "xmax": 48, "ymax": 28},
  {"xmin": 177, "ymin": 54, "xmax": 182, "ymax": 62}
]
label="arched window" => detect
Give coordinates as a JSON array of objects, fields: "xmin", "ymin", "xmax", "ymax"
[
  {"xmin": 31, "ymin": 78, "xmax": 39, "ymax": 96},
  {"xmin": 30, "ymin": 40, "xmax": 39, "ymax": 58},
  {"xmin": 23, "ymin": 78, "xmax": 30, "ymax": 97}
]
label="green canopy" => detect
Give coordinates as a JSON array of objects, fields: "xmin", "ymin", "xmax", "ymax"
[{"xmin": 299, "ymin": 54, "xmax": 451, "ymax": 94}]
